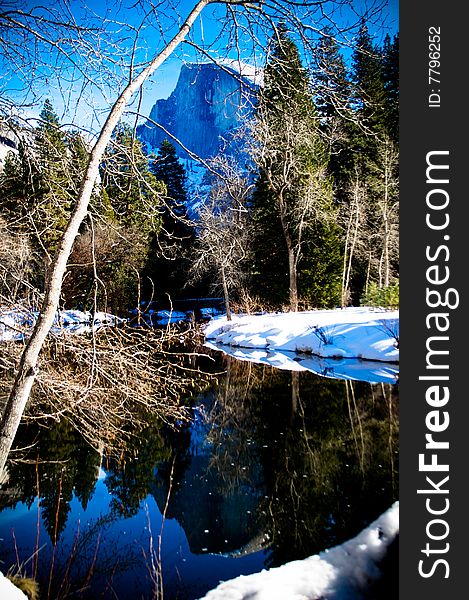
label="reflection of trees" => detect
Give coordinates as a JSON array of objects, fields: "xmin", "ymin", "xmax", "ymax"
[
  {"xmin": 2, "ymin": 419, "xmax": 101, "ymax": 541},
  {"xmin": 0, "ymin": 355, "xmax": 398, "ymax": 594},
  {"xmin": 103, "ymin": 422, "xmax": 173, "ymax": 518},
  {"xmin": 198, "ymin": 356, "xmax": 399, "ymax": 568},
  {"xmin": 263, "ymin": 376, "xmax": 398, "ymax": 568},
  {"xmin": 1, "ymin": 417, "xmax": 175, "ymax": 598}
]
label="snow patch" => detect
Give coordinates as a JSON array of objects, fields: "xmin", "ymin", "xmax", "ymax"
[
  {"xmin": 199, "ymin": 502, "xmax": 399, "ymax": 600},
  {"xmin": 0, "ymin": 307, "xmax": 124, "ymax": 342},
  {"xmin": 204, "ymin": 308, "xmax": 399, "ymax": 364},
  {"xmin": 204, "ymin": 341, "xmax": 399, "ymax": 384}
]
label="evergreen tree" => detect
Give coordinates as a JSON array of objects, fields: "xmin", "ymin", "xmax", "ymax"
[
  {"xmin": 250, "ymin": 27, "xmax": 342, "ymax": 310},
  {"xmin": 381, "ymin": 33, "xmax": 399, "ymax": 144},
  {"xmin": 0, "ymin": 100, "xmax": 71, "ymax": 258},
  {"xmin": 334, "ymin": 25, "xmax": 399, "ymax": 305},
  {"xmin": 67, "ymin": 130, "xmax": 89, "ymax": 192},
  {"xmin": 352, "ymin": 22, "xmax": 387, "ymax": 141},
  {"xmin": 250, "ymin": 176, "xmax": 289, "ymax": 306},
  {"xmin": 73, "ymin": 122, "xmax": 166, "ymax": 313},
  {"xmin": 101, "ymin": 123, "xmax": 162, "ymax": 235},
  {"xmin": 145, "ymin": 139, "xmax": 194, "ymax": 302},
  {"xmin": 0, "ymin": 101, "xmax": 88, "ymax": 297},
  {"xmin": 314, "ymin": 31, "xmax": 350, "ymax": 123},
  {"xmin": 151, "ymin": 139, "xmax": 188, "ymax": 209},
  {"xmin": 63, "ymin": 122, "xmax": 165, "ymax": 313},
  {"xmin": 0, "ymin": 144, "xmax": 31, "ymax": 223},
  {"xmin": 313, "ymin": 32, "xmax": 355, "ymax": 204},
  {"xmin": 34, "ymin": 99, "xmax": 72, "ymax": 253}
]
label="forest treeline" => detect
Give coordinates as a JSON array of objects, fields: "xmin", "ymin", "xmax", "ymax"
[{"xmin": 0, "ymin": 22, "xmax": 398, "ymax": 318}]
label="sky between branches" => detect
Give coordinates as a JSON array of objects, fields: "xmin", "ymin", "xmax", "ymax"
[{"xmin": 1, "ymin": 0, "xmax": 398, "ymax": 132}]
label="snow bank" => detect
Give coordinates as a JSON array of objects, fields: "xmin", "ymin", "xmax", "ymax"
[
  {"xmin": 204, "ymin": 308, "xmax": 399, "ymax": 364},
  {"xmin": 0, "ymin": 307, "xmax": 123, "ymax": 342},
  {"xmin": 199, "ymin": 501, "xmax": 399, "ymax": 600},
  {"xmin": 0, "ymin": 572, "xmax": 28, "ymax": 599}
]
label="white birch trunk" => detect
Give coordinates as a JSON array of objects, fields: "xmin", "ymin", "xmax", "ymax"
[{"xmin": 0, "ymin": 0, "xmax": 212, "ymax": 477}]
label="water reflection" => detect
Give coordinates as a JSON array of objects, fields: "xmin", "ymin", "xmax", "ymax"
[
  {"xmin": 154, "ymin": 358, "xmax": 398, "ymax": 569},
  {"xmin": 0, "ymin": 354, "xmax": 398, "ymax": 599},
  {"xmin": 205, "ymin": 341, "xmax": 399, "ymax": 384}
]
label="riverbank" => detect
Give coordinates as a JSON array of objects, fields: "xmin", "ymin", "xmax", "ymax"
[{"xmin": 204, "ymin": 307, "xmax": 399, "ymax": 363}]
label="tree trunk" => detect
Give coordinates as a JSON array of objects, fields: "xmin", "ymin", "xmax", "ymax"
[
  {"xmin": 342, "ymin": 184, "xmax": 361, "ymax": 307},
  {"xmin": 221, "ymin": 265, "xmax": 232, "ymax": 321},
  {"xmin": 287, "ymin": 243, "xmax": 298, "ymax": 312},
  {"xmin": 279, "ymin": 205, "xmax": 298, "ymax": 312},
  {"xmin": 0, "ymin": 0, "xmax": 212, "ymax": 478}
]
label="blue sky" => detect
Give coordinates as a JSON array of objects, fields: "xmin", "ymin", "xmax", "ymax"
[{"xmin": 3, "ymin": 0, "xmax": 399, "ymax": 131}]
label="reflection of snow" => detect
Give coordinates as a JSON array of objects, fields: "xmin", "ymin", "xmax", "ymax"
[
  {"xmin": 200, "ymin": 502, "xmax": 399, "ymax": 600},
  {"xmin": 204, "ymin": 341, "xmax": 399, "ymax": 385},
  {"xmin": 0, "ymin": 308, "xmax": 124, "ymax": 342}
]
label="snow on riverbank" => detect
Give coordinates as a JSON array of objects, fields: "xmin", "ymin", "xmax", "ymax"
[
  {"xmin": 204, "ymin": 308, "xmax": 399, "ymax": 384},
  {"xmin": 0, "ymin": 572, "xmax": 28, "ymax": 599},
  {"xmin": 0, "ymin": 307, "xmax": 123, "ymax": 342},
  {"xmin": 205, "ymin": 307, "xmax": 399, "ymax": 362},
  {"xmin": 199, "ymin": 501, "xmax": 399, "ymax": 600}
]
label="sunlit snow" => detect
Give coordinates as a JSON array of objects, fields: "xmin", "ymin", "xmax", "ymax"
[{"xmin": 204, "ymin": 307, "xmax": 399, "ymax": 384}]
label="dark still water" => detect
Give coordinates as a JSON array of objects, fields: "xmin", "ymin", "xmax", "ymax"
[{"xmin": 0, "ymin": 355, "xmax": 398, "ymax": 600}]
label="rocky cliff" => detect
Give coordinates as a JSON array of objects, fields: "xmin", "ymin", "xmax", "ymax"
[{"xmin": 137, "ymin": 61, "xmax": 259, "ymax": 159}]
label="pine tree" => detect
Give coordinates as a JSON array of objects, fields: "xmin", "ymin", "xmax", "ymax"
[
  {"xmin": 101, "ymin": 123, "xmax": 162, "ymax": 235},
  {"xmin": 334, "ymin": 25, "xmax": 399, "ymax": 305},
  {"xmin": 381, "ymin": 33, "xmax": 399, "ymax": 144},
  {"xmin": 81, "ymin": 122, "xmax": 166, "ymax": 312},
  {"xmin": 352, "ymin": 23, "xmax": 387, "ymax": 139},
  {"xmin": 0, "ymin": 146, "xmax": 30, "ymax": 222},
  {"xmin": 250, "ymin": 27, "xmax": 342, "ymax": 310},
  {"xmin": 314, "ymin": 31, "xmax": 350, "ymax": 123},
  {"xmin": 0, "ymin": 100, "xmax": 82, "ymax": 293},
  {"xmin": 151, "ymin": 139, "xmax": 188, "ymax": 208},
  {"xmin": 145, "ymin": 139, "xmax": 194, "ymax": 302},
  {"xmin": 34, "ymin": 99, "xmax": 72, "ymax": 253},
  {"xmin": 0, "ymin": 101, "xmax": 69, "ymax": 257},
  {"xmin": 150, "ymin": 138, "xmax": 192, "ymax": 242},
  {"xmin": 313, "ymin": 32, "xmax": 355, "ymax": 204}
]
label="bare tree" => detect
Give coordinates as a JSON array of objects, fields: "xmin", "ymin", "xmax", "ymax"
[
  {"xmin": 342, "ymin": 135, "xmax": 399, "ymax": 304},
  {"xmin": 0, "ymin": 216, "xmax": 37, "ymax": 306},
  {"xmin": 339, "ymin": 169, "xmax": 368, "ymax": 307},
  {"xmin": 190, "ymin": 156, "xmax": 251, "ymax": 320},
  {"xmin": 371, "ymin": 135, "xmax": 399, "ymax": 289}
]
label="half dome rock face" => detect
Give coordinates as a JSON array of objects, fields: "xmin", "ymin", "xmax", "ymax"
[{"xmin": 137, "ymin": 62, "xmax": 258, "ymax": 159}]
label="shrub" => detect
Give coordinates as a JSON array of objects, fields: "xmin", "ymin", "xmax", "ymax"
[{"xmin": 360, "ymin": 280, "xmax": 399, "ymax": 309}]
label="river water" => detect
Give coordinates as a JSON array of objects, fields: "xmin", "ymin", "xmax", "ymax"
[{"xmin": 0, "ymin": 351, "xmax": 398, "ymax": 599}]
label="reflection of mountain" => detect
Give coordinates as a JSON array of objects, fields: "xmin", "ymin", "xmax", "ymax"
[
  {"xmin": 151, "ymin": 454, "xmax": 264, "ymax": 555},
  {"xmin": 151, "ymin": 400, "xmax": 266, "ymax": 556}
]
